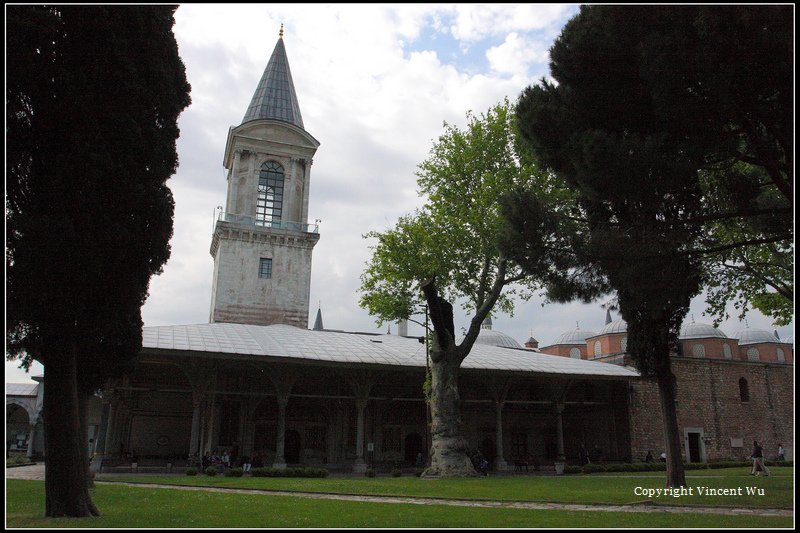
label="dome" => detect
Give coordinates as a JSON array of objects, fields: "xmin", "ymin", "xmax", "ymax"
[
  {"xmin": 553, "ymin": 327, "xmax": 597, "ymax": 345},
  {"xmin": 679, "ymin": 322, "xmax": 728, "ymax": 340},
  {"xmin": 471, "ymin": 329, "xmax": 523, "ymax": 349},
  {"xmin": 598, "ymin": 319, "xmax": 627, "ymax": 335},
  {"xmin": 735, "ymin": 328, "xmax": 781, "ymax": 346}
]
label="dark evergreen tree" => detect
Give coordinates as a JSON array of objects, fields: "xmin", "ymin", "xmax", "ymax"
[
  {"xmin": 7, "ymin": 5, "xmax": 191, "ymax": 517},
  {"xmin": 505, "ymin": 5, "xmax": 793, "ymax": 487}
]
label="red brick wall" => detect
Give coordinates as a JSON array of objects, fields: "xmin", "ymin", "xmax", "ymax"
[{"xmin": 628, "ymin": 357, "xmax": 793, "ymax": 462}]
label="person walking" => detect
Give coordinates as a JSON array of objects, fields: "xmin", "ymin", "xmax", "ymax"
[{"xmin": 750, "ymin": 440, "xmax": 770, "ymax": 476}]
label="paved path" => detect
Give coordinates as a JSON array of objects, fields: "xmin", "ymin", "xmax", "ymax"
[{"xmin": 7, "ymin": 464, "xmax": 792, "ymax": 518}]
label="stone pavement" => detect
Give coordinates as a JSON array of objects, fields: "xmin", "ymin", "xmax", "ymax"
[{"xmin": 6, "ymin": 464, "xmax": 792, "ymax": 518}]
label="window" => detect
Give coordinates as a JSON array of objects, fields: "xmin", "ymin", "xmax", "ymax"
[
  {"xmin": 620, "ymin": 336, "xmax": 628, "ymax": 353},
  {"xmin": 746, "ymin": 347, "xmax": 760, "ymax": 362},
  {"xmin": 776, "ymin": 348, "xmax": 785, "ymax": 363},
  {"xmin": 569, "ymin": 347, "xmax": 581, "ymax": 359},
  {"xmin": 593, "ymin": 340, "xmax": 602, "ymax": 357},
  {"xmin": 692, "ymin": 344, "xmax": 706, "ymax": 358},
  {"xmin": 256, "ymin": 161, "xmax": 284, "ymax": 226},
  {"xmin": 258, "ymin": 258, "xmax": 272, "ymax": 279},
  {"xmin": 723, "ymin": 343, "xmax": 732, "ymax": 360},
  {"xmin": 738, "ymin": 378, "xmax": 750, "ymax": 402}
]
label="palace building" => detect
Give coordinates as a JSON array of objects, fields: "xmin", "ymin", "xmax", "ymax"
[{"xmin": 7, "ymin": 30, "xmax": 793, "ymax": 472}]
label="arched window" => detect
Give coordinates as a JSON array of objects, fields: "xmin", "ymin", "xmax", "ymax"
[
  {"xmin": 256, "ymin": 161, "xmax": 284, "ymax": 226},
  {"xmin": 569, "ymin": 347, "xmax": 581, "ymax": 359},
  {"xmin": 723, "ymin": 343, "xmax": 732, "ymax": 360},
  {"xmin": 738, "ymin": 378, "xmax": 750, "ymax": 402},
  {"xmin": 593, "ymin": 340, "xmax": 602, "ymax": 357},
  {"xmin": 776, "ymin": 347, "xmax": 785, "ymax": 363},
  {"xmin": 620, "ymin": 336, "xmax": 628, "ymax": 353},
  {"xmin": 746, "ymin": 347, "xmax": 760, "ymax": 362},
  {"xmin": 692, "ymin": 344, "xmax": 706, "ymax": 358}
]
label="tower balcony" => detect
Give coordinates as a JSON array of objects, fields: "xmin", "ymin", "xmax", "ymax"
[{"xmin": 217, "ymin": 211, "xmax": 319, "ymax": 234}]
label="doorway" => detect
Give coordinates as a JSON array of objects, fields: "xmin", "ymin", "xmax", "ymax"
[
  {"xmin": 684, "ymin": 428, "xmax": 705, "ymax": 463},
  {"xmin": 284, "ymin": 430, "xmax": 301, "ymax": 464}
]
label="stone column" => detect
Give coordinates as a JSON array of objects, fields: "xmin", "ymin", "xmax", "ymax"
[
  {"xmin": 555, "ymin": 403, "xmax": 565, "ymax": 460},
  {"xmin": 104, "ymin": 400, "xmax": 117, "ymax": 456},
  {"xmin": 494, "ymin": 400, "xmax": 508, "ymax": 471},
  {"xmin": 554, "ymin": 402, "xmax": 566, "ymax": 474},
  {"xmin": 228, "ymin": 149, "xmax": 242, "ymax": 215},
  {"xmin": 189, "ymin": 394, "xmax": 203, "ymax": 458},
  {"xmin": 26, "ymin": 423, "xmax": 37, "ymax": 458},
  {"xmin": 353, "ymin": 397, "xmax": 369, "ymax": 474},
  {"xmin": 273, "ymin": 395, "xmax": 289, "ymax": 468}
]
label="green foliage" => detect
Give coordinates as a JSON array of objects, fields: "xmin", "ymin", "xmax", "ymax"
[
  {"xmin": 204, "ymin": 466, "xmax": 218, "ymax": 477},
  {"xmin": 359, "ymin": 101, "xmax": 558, "ymax": 329},
  {"xmin": 365, "ymin": 468, "xmax": 377, "ymax": 478},
  {"xmin": 249, "ymin": 467, "xmax": 329, "ymax": 478},
  {"xmin": 227, "ymin": 467, "xmax": 244, "ymax": 477},
  {"xmin": 515, "ymin": 5, "xmax": 793, "ymax": 329},
  {"xmin": 185, "ymin": 468, "xmax": 198, "ymax": 476},
  {"xmin": 391, "ymin": 468, "xmax": 403, "ymax": 477}
]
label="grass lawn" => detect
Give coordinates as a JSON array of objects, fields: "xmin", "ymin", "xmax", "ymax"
[
  {"xmin": 96, "ymin": 466, "xmax": 795, "ymax": 509},
  {"xmin": 5, "ymin": 479, "xmax": 793, "ymax": 529}
]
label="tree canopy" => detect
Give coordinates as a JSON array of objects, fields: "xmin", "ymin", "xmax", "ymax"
[
  {"xmin": 359, "ymin": 101, "xmax": 567, "ymax": 476},
  {"xmin": 7, "ymin": 5, "xmax": 191, "ymax": 516},
  {"xmin": 516, "ymin": 4, "xmax": 792, "ymax": 327},
  {"xmin": 504, "ymin": 5, "xmax": 795, "ymax": 487}
]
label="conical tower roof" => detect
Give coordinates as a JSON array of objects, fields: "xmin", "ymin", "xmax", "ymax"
[
  {"xmin": 241, "ymin": 26, "xmax": 305, "ymax": 129},
  {"xmin": 312, "ymin": 307, "xmax": 324, "ymax": 331}
]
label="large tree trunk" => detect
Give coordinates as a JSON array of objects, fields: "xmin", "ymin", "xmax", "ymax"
[
  {"xmin": 78, "ymin": 394, "xmax": 95, "ymax": 490},
  {"xmin": 423, "ymin": 354, "xmax": 478, "ymax": 477},
  {"xmin": 655, "ymin": 356, "xmax": 687, "ymax": 488},
  {"xmin": 43, "ymin": 348, "xmax": 99, "ymax": 517}
]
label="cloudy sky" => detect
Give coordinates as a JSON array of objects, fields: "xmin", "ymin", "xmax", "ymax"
[{"xmin": 7, "ymin": 4, "xmax": 793, "ymax": 383}]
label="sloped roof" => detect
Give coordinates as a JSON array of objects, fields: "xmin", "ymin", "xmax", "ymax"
[
  {"xmin": 142, "ymin": 323, "xmax": 638, "ymax": 380},
  {"xmin": 6, "ymin": 383, "xmax": 39, "ymax": 397}
]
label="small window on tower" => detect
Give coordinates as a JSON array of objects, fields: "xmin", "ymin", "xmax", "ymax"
[{"xmin": 259, "ymin": 258, "xmax": 272, "ymax": 279}]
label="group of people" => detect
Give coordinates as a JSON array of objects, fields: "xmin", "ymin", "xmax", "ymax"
[{"xmin": 199, "ymin": 448, "xmax": 263, "ymax": 473}]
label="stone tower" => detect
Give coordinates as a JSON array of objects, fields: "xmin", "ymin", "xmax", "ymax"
[{"xmin": 209, "ymin": 27, "xmax": 320, "ymax": 327}]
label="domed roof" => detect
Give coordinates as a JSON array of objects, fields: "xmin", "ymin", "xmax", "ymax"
[
  {"xmin": 598, "ymin": 319, "xmax": 627, "ymax": 335},
  {"xmin": 472, "ymin": 329, "xmax": 523, "ymax": 349},
  {"xmin": 735, "ymin": 327, "xmax": 781, "ymax": 346},
  {"xmin": 679, "ymin": 322, "xmax": 729, "ymax": 340},
  {"xmin": 553, "ymin": 327, "xmax": 597, "ymax": 345}
]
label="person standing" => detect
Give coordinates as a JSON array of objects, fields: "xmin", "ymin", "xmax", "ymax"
[
  {"xmin": 750, "ymin": 440, "xmax": 770, "ymax": 476},
  {"xmin": 777, "ymin": 444, "xmax": 785, "ymax": 461}
]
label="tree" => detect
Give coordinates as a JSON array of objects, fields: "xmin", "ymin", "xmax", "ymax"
[
  {"xmin": 7, "ymin": 5, "xmax": 191, "ymax": 517},
  {"xmin": 359, "ymin": 102, "xmax": 563, "ymax": 477},
  {"xmin": 520, "ymin": 5, "xmax": 793, "ymax": 324},
  {"xmin": 505, "ymin": 5, "xmax": 785, "ymax": 487}
]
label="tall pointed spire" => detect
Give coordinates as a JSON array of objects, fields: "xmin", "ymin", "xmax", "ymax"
[
  {"xmin": 605, "ymin": 308, "xmax": 612, "ymax": 325},
  {"xmin": 312, "ymin": 306, "xmax": 324, "ymax": 331},
  {"xmin": 241, "ymin": 25, "xmax": 305, "ymax": 129}
]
